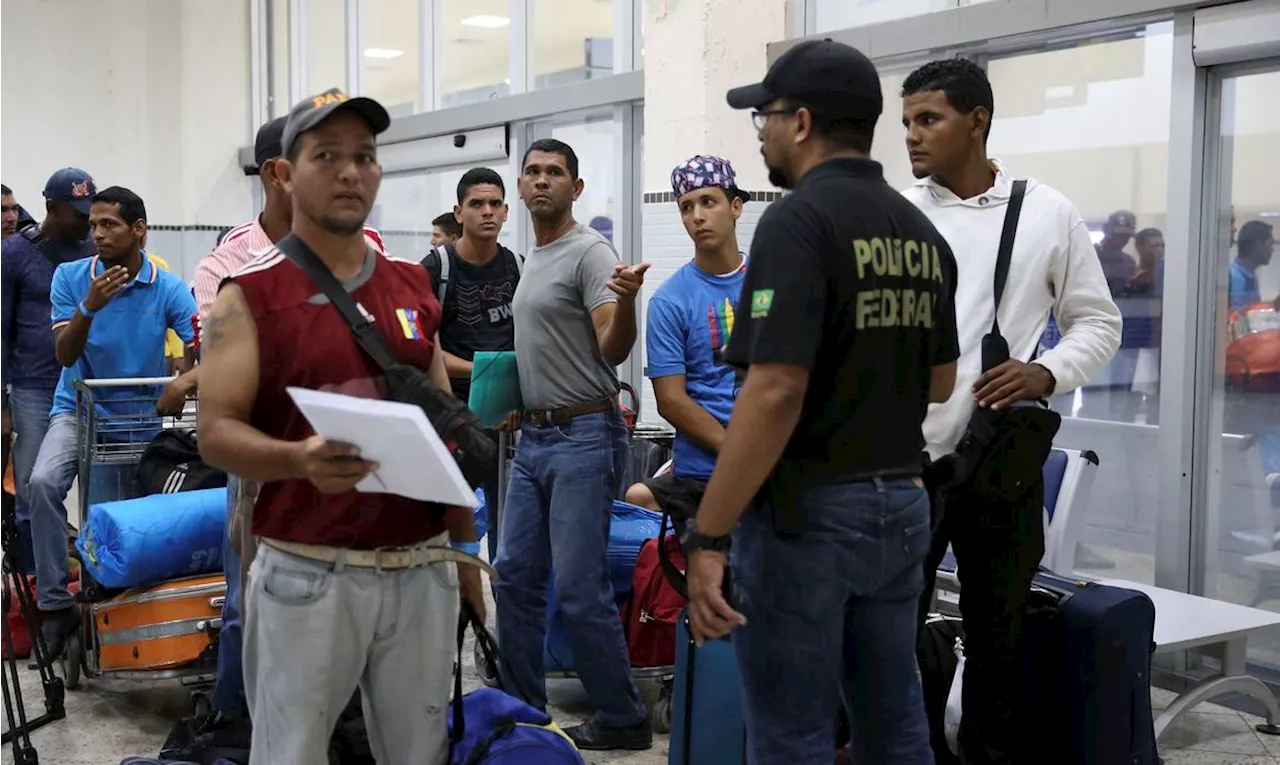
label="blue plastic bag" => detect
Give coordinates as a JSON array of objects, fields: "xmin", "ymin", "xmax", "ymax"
[
  {"xmin": 473, "ymin": 488, "xmax": 488, "ymax": 541},
  {"xmin": 77, "ymin": 488, "xmax": 227, "ymax": 589}
]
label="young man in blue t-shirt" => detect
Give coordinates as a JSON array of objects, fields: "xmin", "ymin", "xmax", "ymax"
[
  {"xmin": 625, "ymin": 155, "xmax": 748, "ymax": 521},
  {"xmin": 30, "ymin": 186, "xmax": 197, "ymax": 660}
]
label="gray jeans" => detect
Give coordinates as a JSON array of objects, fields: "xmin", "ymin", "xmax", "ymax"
[{"xmin": 243, "ymin": 535, "xmax": 458, "ymax": 765}]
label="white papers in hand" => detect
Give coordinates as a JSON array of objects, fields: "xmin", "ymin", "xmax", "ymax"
[{"xmin": 286, "ymin": 387, "xmax": 480, "ymax": 508}]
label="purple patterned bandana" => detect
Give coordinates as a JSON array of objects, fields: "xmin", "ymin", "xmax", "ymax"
[{"xmin": 670, "ymin": 155, "xmax": 750, "ymax": 203}]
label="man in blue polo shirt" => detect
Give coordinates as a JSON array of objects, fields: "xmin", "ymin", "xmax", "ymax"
[
  {"xmin": 625, "ymin": 156, "xmax": 748, "ymax": 523},
  {"xmin": 2, "ymin": 168, "xmax": 98, "ymax": 573},
  {"xmin": 30, "ymin": 186, "xmax": 197, "ymax": 658}
]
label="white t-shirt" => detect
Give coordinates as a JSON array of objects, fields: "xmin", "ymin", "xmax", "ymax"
[{"xmin": 901, "ymin": 160, "xmax": 1122, "ymax": 459}]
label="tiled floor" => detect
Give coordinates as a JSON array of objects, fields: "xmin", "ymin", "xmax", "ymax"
[
  {"xmin": 6, "ymin": 661, "xmax": 1280, "ymax": 764},
  {"xmin": 1152, "ymin": 687, "xmax": 1280, "ymax": 764},
  {"xmin": 1, "ymin": 648, "xmax": 670, "ymax": 765}
]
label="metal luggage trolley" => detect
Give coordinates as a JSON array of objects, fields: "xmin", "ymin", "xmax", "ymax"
[
  {"xmin": 62, "ymin": 378, "xmax": 222, "ymax": 710},
  {"xmin": 477, "ymin": 384, "xmax": 681, "ymax": 733}
]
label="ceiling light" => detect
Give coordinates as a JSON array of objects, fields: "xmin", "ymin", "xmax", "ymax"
[
  {"xmin": 364, "ymin": 48, "xmax": 404, "ymax": 59},
  {"xmin": 460, "ymin": 14, "xmax": 510, "ymax": 29}
]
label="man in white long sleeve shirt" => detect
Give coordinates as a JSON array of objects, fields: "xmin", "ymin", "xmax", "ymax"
[{"xmin": 899, "ymin": 59, "xmax": 1121, "ymax": 765}]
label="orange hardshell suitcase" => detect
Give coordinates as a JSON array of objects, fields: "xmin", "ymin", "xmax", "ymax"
[{"xmin": 94, "ymin": 573, "xmax": 225, "ymax": 671}]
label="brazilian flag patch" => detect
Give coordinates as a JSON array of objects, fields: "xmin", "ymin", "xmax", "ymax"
[{"xmin": 750, "ymin": 289, "xmax": 774, "ymax": 318}]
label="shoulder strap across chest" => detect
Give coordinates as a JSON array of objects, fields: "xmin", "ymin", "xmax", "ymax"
[{"xmin": 20, "ymin": 225, "xmax": 68, "ymax": 269}]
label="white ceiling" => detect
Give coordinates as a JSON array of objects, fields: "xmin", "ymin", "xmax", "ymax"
[{"xmin": 363, "ymin": 0, "xmax": 617, "ymax": 109}]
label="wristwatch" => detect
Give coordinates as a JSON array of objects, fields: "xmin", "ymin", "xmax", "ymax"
[{"xmin": 680, "ymin": 521, "xmax": 731, "ymax": 555}]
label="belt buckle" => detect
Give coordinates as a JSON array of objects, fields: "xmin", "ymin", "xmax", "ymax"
[{"xmin": 388, "ymin": 544, "xmax": 429, "ymax": 569}]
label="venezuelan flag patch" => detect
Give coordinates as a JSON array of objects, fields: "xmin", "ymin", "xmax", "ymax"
[{"xmin": 396, "ymin": 307, "xmax": 425, "ymax": 340}]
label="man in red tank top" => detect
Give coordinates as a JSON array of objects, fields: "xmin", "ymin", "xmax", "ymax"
[{"xmin": 197, "ymin": 87, "xmax": 485, "ymax": 765}]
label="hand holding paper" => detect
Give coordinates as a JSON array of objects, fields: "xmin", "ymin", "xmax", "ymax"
[
  {"xmin": 287, "ymin": 386, "xmax": 480, "ymax": 508},
  {"xmin": 293, "ymin": 435, "xmax": 379, "ymax": 494}
]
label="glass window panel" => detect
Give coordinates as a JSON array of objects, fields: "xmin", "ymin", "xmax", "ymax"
[
  {"xmin": 371, "ymin": 165, "xmax": 514, "ymax": 261},
  {"xmin": 532, "ymin": 0, "xmax": 616, "ymax": 90},
  {"xmin": 1206, "ymin": 69, "xmax": 1280, "ymax": 669},
  {"xmin": 982, "ymin": 23, "xmax": 1173, "ymax": 585},
  {"xmin": 814, "ymin": 0, "xmax": 956, "ymax": 34},
  {"xmin": 364, "ymin": 0, "xmax": 420, "ymax": 115},
  {"xmin": 532, "ymin": 114, "xmax": 617, "ymax": 241},
  {"xmin": 440, "ymin": 0, "xmax": 510, "ymax": 107},
  {"xmin": 269, "ymin": 0, "xmax": 291, "ymax": 116},
  {"xmin": 305, "ymin": 0, "xmax": 347, "ymax": 94}
]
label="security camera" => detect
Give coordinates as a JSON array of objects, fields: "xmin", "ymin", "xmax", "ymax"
[{"xmin": 453, "ymin": 134, "xmax": 466, "ymax": 148}]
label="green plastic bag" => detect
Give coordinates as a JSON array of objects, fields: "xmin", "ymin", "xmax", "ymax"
[{"xmin": 468, "ymin": 351, "xmax": 522, "ymax": 428}]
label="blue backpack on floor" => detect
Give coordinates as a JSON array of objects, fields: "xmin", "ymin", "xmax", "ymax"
[{"xmin": 450, "ymin": 604, "xmax": 584, "ymax": 765}]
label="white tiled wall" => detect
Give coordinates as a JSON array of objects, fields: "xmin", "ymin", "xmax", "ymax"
[{"xmin": 635, "ymin": 197, "xmax": 776, "ymax": 426}]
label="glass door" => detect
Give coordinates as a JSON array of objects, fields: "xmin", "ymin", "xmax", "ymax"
[{"xmin": 1200, "ymin": 62, "xmax": 1280, "ymax": 670}]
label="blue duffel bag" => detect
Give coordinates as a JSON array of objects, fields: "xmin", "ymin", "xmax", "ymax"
[
  {"xmin": 452, "ymin": 605, "xmax": 584, "ymax": 765},
  {"xmin": 77, "ymin": 487, "xmax": 227, "ymax": 589},
  {"xmin": 544, "ymin": 500, "xmax": 661, "ymax": 671}
]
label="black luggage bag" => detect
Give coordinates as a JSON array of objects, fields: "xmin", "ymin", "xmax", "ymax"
[{"xmin": 1024, "ymin": 570, "xmax": 1159, "ymax": 765}]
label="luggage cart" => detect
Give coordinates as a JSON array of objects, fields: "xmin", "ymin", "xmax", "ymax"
[
  {"xmin": 61, "ymin": 378, "xmax": 221, "ymax": 710},
  {"xmin": 477, "ymin": 389, "xmax": 680, "ymax": 733}
]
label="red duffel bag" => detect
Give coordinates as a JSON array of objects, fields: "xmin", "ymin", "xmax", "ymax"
[{"xmin": 622, "ymin": 535, "xmax": 688, "ymax": 669}]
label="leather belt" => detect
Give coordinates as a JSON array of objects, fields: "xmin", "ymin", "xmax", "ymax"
[
  {"xmin": 261, "ymin": 537, "xmax": 498, "ymax": 579},
  {"xmin": 525, "ymin": 398, "xmax": 614, "ymax": 427}
]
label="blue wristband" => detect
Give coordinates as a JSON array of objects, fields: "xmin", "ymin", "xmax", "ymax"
[
  {"xmin": 78, "ymin": 300, "xmax": 97, "ymax": 318},
  {"xmin": 451, "ymin": 541, "xmax": 482, "ymax": 556}
]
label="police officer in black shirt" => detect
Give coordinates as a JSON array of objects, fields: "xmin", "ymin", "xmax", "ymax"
[{"xmin": 684, "ymin": 39, "xmax": 960, "ymax": 765}]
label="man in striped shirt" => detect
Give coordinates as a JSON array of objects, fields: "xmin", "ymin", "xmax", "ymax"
[{"xmin": 181, "ymin": 116, "xmax": 387, "ymax": 738}]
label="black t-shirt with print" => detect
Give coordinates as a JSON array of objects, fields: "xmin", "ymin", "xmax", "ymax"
[
  {"xmin": 724, "ymin": 157, "xmax": 960, "ymax": 479},
  {"xmin": 422, "ymin": 243, "xmax": 522, "ymax": 403}
]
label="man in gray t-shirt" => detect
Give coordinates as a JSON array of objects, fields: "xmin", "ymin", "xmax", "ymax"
[
  {"xmin": 493, "ymin": 138, "xmax": 653, "ymax": 751},
  {"xmin": 513, "ymin": 223, "xmax": 620, "ymax": 408}
]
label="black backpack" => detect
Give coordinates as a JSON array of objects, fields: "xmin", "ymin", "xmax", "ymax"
[
  {"xmin": 135, "ymin": 429, "xmax": 228, "ymax": 496},
  {"xmin": 423, "ymin": 244, "xmax": 524, "ymax": 310}
]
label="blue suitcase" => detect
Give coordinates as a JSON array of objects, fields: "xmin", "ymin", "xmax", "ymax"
[
  {"xmin": 1023, "ymin": 571, "xmax": 1158, "ymax": 765},
  {"xmin": 669, "ymin": 608, "xmax": 746, "ymax": 765}
]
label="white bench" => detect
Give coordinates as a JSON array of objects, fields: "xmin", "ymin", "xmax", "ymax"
[{"xmin": 1097, "ymin": 578, "xmax": 1280, "ymax": 740}]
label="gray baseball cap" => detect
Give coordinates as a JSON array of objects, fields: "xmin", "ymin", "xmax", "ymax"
[{"xmin": 281, "ymin": 87, "xmax": 391, "ymax": 158}]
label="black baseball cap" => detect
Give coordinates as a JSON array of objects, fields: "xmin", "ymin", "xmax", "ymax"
[
  {"xmin": 281, "ymin": 87, "xmax": 391, "ymax": 158},
  {"xmin": 254, "ymin": 116, "xmax": 289, "ymax": 167},
  {"xmin": 42, "ymin": 168, "xmax": 97, "ymax": 215},
  {"xmin": 726, "ymin": 38, "xmax": 883, "ymax": 118}
]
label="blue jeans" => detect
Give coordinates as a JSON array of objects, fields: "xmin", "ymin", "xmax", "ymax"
[
  {"xmin": 492, "ymin": 410, "xmax": 646, "ymax": 727},
  {"xmin": 212, "ymin": 475, "xmax": 245, "ymax": 714},
  {"xmin": 29, "ymin": 412, "xmax": 79, "ymax": 611},
  {"xmin": 9, "ymin": 387, "xmax": 55, "ymax": 573},
  {"xmin": 732, "ymin": 477, "xmax": 935, "ymax": 765}
]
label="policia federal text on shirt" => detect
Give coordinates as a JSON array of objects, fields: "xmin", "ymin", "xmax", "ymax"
[{"xmin": 681, "ymin": 39, "xmax": 960, "ymax": 765}]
